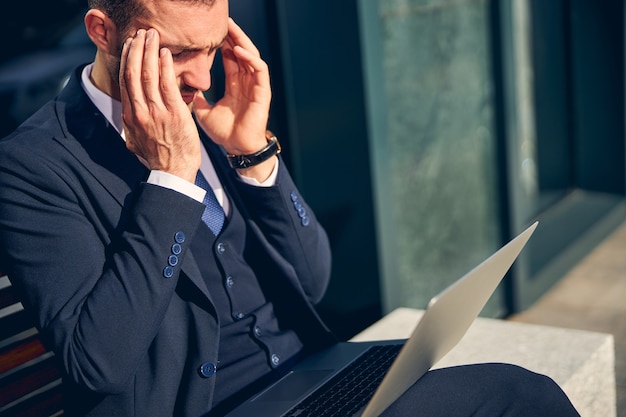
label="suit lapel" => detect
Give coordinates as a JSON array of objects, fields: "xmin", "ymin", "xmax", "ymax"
[{"xmin": 53, "ymin": 66, "xmax": 148, "ymax": 207}]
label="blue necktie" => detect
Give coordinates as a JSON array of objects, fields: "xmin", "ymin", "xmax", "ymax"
[{"xmin": 195, "ymin": 171, "xmax": 225, "ymax": 235}]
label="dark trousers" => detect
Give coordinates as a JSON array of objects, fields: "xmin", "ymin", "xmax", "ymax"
[{"xmin": 380, "ymin": 363, "xmax": 580, "ymax": 417}]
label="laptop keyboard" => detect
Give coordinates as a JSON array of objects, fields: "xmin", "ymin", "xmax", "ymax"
[{"xmin": 282, "ymin": 344, "xmax": 403, "ymax": 417}]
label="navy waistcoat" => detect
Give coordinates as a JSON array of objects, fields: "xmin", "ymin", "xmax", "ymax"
[{"xmin": 190, "ymin": 192, "xmax": 303, "ymax": 409}]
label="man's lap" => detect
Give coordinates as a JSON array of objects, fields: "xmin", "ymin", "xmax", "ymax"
[{"xmin": 380, "ymin": 363, "xmax": 580, "ymax": 417}]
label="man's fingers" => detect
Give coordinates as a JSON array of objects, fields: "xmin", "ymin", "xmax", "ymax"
[
  {"xmin": 222, "ymin": 19, "xmax": 269, "ymax": 79},
  {"xmin": 142, "ymin": 29, "xmax": 162, "ymax": 108},
  {"xmin": 226, "ymin": 18, "xmax": 261, "ymax": 58},
  {"xmin": 121, "ymin": 29, "xmax": 184, "ymax": 119},
  {"xmin": 125, "ymin": 30, "xmax": 148, "ymax": 102},
  {"xmin": 221, "ymin": 32, "xmax": 268, "ymax": 79},
  {"xmin": 232, "ymin": 45, "xmax": 268, "ymax": 75},
  {"xmin": 159, "ymin": 47, "xmax": 187, "ymax": 111}
]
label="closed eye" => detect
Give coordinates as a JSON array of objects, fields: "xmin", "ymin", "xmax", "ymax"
[{"xmin": 163, "ymin": 36, "xmax": 226, "ymax": 62}]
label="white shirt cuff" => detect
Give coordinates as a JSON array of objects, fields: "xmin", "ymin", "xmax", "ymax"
[
  {"xmin": 236, "ymin": 158, "xmax": 280, "ymax": 187},
  {"xmin": 147, "ymin": 171, "xmax": 206, "ymax": 203}
]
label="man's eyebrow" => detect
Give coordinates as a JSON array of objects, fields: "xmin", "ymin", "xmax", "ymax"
[{"xmin": 162, "ymin": 35, "xmax": 227, "ymax": 53}]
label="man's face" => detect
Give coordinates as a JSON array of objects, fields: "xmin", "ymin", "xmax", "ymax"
[{"xmin": 115, "ymin": 0, "xmax": 229, "ymax": 105}]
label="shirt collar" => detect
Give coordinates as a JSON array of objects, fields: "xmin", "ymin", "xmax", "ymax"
[{"xmin": 80, "ymin": 63, "xmax": 125, "ymax": 138}]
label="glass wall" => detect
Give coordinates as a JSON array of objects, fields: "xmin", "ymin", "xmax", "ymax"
[
  {"xmin": 359, "ymin": 0, "xmax": 504, "ymax": 316},
  {"xmin": 358, "ymin": 0, "xmax": 626, "ymax": 316}
]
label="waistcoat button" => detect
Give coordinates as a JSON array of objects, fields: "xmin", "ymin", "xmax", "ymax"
[
  {"xmin": 271, "ymin": 354, "xmax": 280, "ymax": 366},
  {"xmin": 226, "ymin": 276, "xmax": 235, "ymax": 288},
  {"xmin": 198, "ymin": 362, "xmax": 217, "ymax": 378}
]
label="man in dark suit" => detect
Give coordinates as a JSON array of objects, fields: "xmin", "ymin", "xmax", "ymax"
[{"xmin": 0, "ymin": 0, "xmax": 579, "ymax": 416}]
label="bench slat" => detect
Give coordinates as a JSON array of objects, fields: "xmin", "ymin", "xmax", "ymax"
[
  {"xmin": 0, "ymin": 380, "xmax": 64, "ymax": 417},
  {"xmin": 0, "ymin": 274, "xmax": 64, "ymax": 416},
  {"xmin": 0, "ymin": 336, "xmax": 49, "ymax": 374},
  {"xmin": 1, "ymin": 355, "xmax": 62, "ymax": 406},
  {"xmin": 0, "ymin": 285, "xmax": 20, "ymax": 311}
]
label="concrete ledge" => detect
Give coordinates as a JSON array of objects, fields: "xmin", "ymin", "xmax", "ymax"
[{"xmin": 351, "ymin": 307, "xmax": 616, "ymax": 417}]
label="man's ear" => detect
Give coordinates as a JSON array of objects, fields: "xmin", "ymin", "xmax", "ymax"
[{"xmin": 84, "ymin": 9, "xmax": 119, "ymax": 55}]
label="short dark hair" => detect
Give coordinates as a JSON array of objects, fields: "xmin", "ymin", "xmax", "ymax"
[
  {"xmin": 88, "ymin": 0, "xmax": 217, "ymax": 35},
  {"xmin": 87, "ymin": 0, "xmax": 146, "ymax": 35}
]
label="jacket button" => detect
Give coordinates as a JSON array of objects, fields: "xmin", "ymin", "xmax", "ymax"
[
  {"xmin": 168, "ymin": 255, "xmax": 179, "ymax": 266},
  {"xmin": 163, "ymin": 266, "xmax": 174, "ymax": 278},
  {"xmin": 216, "ymin": 242, "xmax": 227, "ymax": 254},
  {"xmin": 254, "ymin": 326, "xmax": 262, "ymax": 337},
  {"xmin": 198, "ymin": 362, "xmax": 217, "ymax": 378},
  {"xmin": 174, "ymin": 231, "xmax": 186, "ymax": 244},
  {"xmin": 171, "ymin": 243, "xmax": 182, "ymax": 255}
]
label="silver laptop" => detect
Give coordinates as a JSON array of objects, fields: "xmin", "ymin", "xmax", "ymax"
[{"xmin": 225, "ymin": 222, "xmax": 538, "ymax": 417}]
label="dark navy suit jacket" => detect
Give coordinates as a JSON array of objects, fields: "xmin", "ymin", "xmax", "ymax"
[{"xmin": 0, "ymin": 66, "xmax": 336, "ymax": 416}]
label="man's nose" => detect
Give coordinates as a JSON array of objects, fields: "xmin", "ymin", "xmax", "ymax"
[{"xmin": 181, "ymin": 55, "xmax": 213, "ymax": 92}]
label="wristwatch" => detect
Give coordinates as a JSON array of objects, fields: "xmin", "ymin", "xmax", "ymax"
[{"xmin": 226, "ymin": 131, "xmax": 282, "ymax": 169}]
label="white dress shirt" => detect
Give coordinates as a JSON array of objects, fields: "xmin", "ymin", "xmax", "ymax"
[{"xmin": 80, "ymin": 64, "xmax": 278, "ymax": 216}]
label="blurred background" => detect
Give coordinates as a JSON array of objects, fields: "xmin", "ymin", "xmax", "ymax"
[
  {"xmin": 0, "ymin": 1, "xmax": 95, "ymax": 137},
  {"xmin": 2, "ymin": 0, "xmax": 625, "ymax": 341}
]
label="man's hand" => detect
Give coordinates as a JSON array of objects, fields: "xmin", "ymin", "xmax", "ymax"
[
  {"xmin": 119, "ymin": 28, "xmax": 201, "ymax": 183},
  {"xmin": 192, "ymin": 18, "xmax": 275, "ymax": 181}
]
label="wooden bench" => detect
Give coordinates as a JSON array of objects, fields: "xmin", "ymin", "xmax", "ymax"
[{"xmin": 0, "ymin": 272, "xmax": 64, "ymax": 417}]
